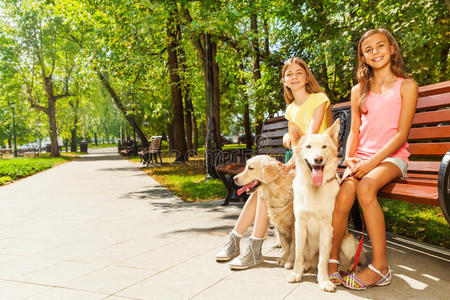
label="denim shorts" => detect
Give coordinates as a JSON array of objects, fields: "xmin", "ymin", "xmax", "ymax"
[{"xmin": 342, "ymin": 157, "xmax": 408, "ymax": 181}]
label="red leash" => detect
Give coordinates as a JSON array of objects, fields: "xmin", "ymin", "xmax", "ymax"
[{"xmin": 350, "ymin": 216, "xmax": 365, "ymax": 273}]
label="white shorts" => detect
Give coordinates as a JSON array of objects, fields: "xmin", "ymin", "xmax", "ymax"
[
  {"xmin": 382, "ymin": 157, "xmax": 408, "ymax": 179},
  {"xmin": 342, "ymin": 157, "xmax": 408, "ymax": 181}
]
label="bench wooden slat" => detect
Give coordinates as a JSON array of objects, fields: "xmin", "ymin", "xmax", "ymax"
[
  {"xmin": 258, "ymin": 148, "xmax": 286, "ymax": 155},
  {"xmin": 408, "ymin": 142, "xmax": 450, "ymax": 155},
  {"xmin": 412, "ymin": 109, "xmax": 450, "ymax": 126},
  {"xmin": 416, "ymin": 92, "xmax": 450, "ymax": 110},
  {"xmin": 260, "ymin": 129, "xmax": 288, "ymax": 139},
  {"xmin": 393, "ymin": 177, "xmax": 437, "ymax": 187},
  {"xmin": 262, "ymin": 120, "xmax": 289, "ymax": 131},
  {"xmin": 259, "ymin": 138, "xmax": 285, "ymax": 147},
  {"xmin": 408, "ymin": 125, "xmax": 450, "ymax": 140},
  {"xmin": 216, "ymin": 163, "xmax": 245, "ymax": 175},
  {"xmin": 407, "ymin": 161, "xmax": 441, "ymax": 173},
  {"xmin": 379, "ymin": 183, "xmax": 438, "ymax": 206},
  {"xmin": 418, "ymin": 80, "xmax": 450, "ymax": 97}
]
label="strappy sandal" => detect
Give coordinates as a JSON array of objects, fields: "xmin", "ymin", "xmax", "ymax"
[
  {"xmin": 328, "ymin": 259, "xmax": 342, "ymax": 286},
  {"xmin": 342, "ymin": 264, "xmax": 392, "ymax": 290}
]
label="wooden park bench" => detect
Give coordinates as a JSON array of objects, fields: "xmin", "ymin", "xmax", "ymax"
[
  {"xmin": 139, "ymin": 136, "xmax": 163, "ymax": 166},
  {"xmin": 17, "ymin": 147, "xmax": 39, "ymax": 157},
  {"xmin": 118, "ymin": 141, "xmax": 139, "ymax": 156},
  {"xmin": 215, "ymin": 80, "xmax": 450, "ymax": 226}
]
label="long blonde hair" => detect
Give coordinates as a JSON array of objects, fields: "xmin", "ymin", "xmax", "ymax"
[
  {"xmin": 282, "ymin": 57, "xmax": 324, "ymax": 105},
  {"xmin": 357, "ymin": 28, "xmax": 408, "ymax": 113}
]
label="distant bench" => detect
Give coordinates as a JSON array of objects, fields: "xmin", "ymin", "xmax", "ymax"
[
  {"xmin": 215, "ymin": 80, "xmax": 450, "ymax": 226},
  {"xmin": 0, "ymin": 148, "xmax": 38, "ymax": 158},
  {"xmin": 139, "ymin": 136, "xmax": 163, "ymax": 166}
]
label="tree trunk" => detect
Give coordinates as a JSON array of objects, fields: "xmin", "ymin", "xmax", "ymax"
[
  {"xmin": 250, "ymin": 8, "xmax": 263, "ymax": 137},
  {"xmin": 211, "ymin": 41, "xmax": 222, "ymax": 149},
  {"xmin": 42, "ymin": 76, "xmax": 60, "ymax": 157},
  {"xmin": 167, "ymin": 122, "xmax": 175, "ymax": 151},
  {"xmin": 70, "ymin": 98, "xmax": 79, "ymax": 152},
  {"xmin": 440, "ymin": 42, "xmax": 449, "ymax": 81},
  {"xmin": 177, "ymin": 24, "xmax": 193, "ymax": 153},
  {"xmin": 97, "ymin": 71, "xmax": 149, "ymax": 149},
  {"xmin": 181, "ymin": 7, "xmax": 221, "ymax": 150},
  {"xmin": 167, "ymin": 6, "xmax": 188, "ymax": 162},
  {"xmin": 192, "ymin": 115, "xmax": 198, "ymax": 152},
  {"xmin": 240, "ymin": 63, "xmax": 253, "ymax": 149},
  {"xmin": 70, "ymin": 128, "xmax": 77, "ymax": 152}
]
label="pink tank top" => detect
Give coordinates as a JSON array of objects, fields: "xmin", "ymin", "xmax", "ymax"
[{"xmin": 354, "ymin": 77, "xmax": 409, "ymax": 163}]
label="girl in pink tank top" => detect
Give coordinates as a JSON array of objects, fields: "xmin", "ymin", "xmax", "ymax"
[{"xmin": 328, "ymin": 29, "xmax": 418, "ymax": 290}]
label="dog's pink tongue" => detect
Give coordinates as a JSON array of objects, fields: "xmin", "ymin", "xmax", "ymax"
[
  {"xmin": 237, "ymin": 180, "xmax": 258, "ymax": 196},
  {"xmin": 312, "ymin": 167, "xmax": 323, "ymax": 186}
]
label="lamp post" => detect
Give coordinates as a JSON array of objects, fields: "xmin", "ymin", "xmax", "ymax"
[{"xmin": 11, "ymin": 101, "xmax": 17, "ymax": 157}]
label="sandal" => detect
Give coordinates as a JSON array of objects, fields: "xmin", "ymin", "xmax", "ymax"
[
  {"xmin": 342, "ymin": 264, "xmax": 392, "ymax": 290},
  {"xmin": 328, "ymin": 258, "xmax": 342, "ymax": 286}
]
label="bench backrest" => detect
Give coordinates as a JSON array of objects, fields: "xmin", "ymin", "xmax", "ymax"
[
  {"xmin": 149, "ymin": 136, "xmax": 162, "ymax": 152},
  {"xmin": 257, "ymin": 116, "xmax": 288, "ymax": 162}
]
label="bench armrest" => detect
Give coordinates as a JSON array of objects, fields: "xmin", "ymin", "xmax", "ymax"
[{"xmin": 438, "ymin": 150, "xmax": 450, "ymax": 224}]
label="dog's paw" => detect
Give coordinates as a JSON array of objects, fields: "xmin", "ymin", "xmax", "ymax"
[
  {"xmin": 277, "ymin": 257, "xmax": 286, "ymax": 267},
  {"xmin": 318, "ymin": 279, "xmax": 336, "ymax": 292},
  {"xmin": 287, "ymin": 271, "xmax": 302, "ymax": 283},
  {"xmin": 284, "ymin": 262, "xmax": 293, "ymax": 269}
]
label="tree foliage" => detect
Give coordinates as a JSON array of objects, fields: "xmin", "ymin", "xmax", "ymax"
[{"xmin": 0, "ymin": 0, "xmax": 448, "ymax": 152}]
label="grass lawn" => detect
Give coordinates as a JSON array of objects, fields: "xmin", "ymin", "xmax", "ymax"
[
  {"xmin": 139, "ymin": 153, "xmax": 226, "ymax": 202},
  {"xmin": 136, "ymin": 150, "xmax": 449, "ymax": 249},
  {"xmin": 0, "ymin": 153, "xmax": 74, "ymax": 186}
]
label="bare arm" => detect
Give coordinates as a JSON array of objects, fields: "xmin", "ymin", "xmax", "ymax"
[
  {"xmin": 345, "ymin": 85, "xmax": 363, "ymax": 170},
  {"xmin": 353, "ymin": 79, "xmax": 418, "ymax": 178},
  {"xmin": 307, "ymin": 102, "xmax": 327, "ymax": 135}
]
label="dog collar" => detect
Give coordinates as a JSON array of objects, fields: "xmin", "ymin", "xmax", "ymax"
[{"xmin": 326, "ymin": 176, "xmax": 338, "ymax": 184}]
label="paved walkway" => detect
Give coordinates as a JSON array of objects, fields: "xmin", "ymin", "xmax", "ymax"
[{"xmin": 0, "ymin": 148, "xmax": 448, "ymax": 299}]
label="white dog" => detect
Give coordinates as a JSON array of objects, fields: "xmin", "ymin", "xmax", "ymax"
[{"xmin": 287, "ymin": 119, "xmax": 361, "ymax": 292}]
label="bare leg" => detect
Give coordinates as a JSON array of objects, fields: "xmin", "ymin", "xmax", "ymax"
[
  {"xmin": 328, "ymin": 178, "xmax": 358, "ymax": 278},
  {"xmin": 353, "ymin": 162, "xmax": 401, "ymax": 285},
  {"xmin": 251, "ymin": 192, "xmax": 269, "ymax": 238},
  {"xmin": 233, "ymin": 191, "xmax": 258, "ymax": 235}
]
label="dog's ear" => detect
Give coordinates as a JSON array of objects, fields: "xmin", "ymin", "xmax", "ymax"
[
  {"xmin": 263, "ymin": 163, "xmax": 281, "ymax": 183},
  {"xmin": 288, "ymin": 122, "xmax": 304, "ymax": 145},
  {"xmin": 325, "ymin": 118, "xmax": 340, "ymax": 145}
]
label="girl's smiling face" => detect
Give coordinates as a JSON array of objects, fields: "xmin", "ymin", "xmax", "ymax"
[
  {"xmin": 283, "ymin": 63, "xmax": 307, "ymax": 91},
  {"xmin": 361, "ymin": 32, "xmax": 394, "ymax": 69}
]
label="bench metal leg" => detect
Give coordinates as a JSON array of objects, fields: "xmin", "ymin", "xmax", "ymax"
[{"xmin": 217, "ymin": 172, "xmax": 248, "ymax": 206}]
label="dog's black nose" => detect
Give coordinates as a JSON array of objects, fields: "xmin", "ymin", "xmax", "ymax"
[
  {"xmin": 314, "ymin": 156, "xmax": 323, "ymax": 164},
  {"xmin": 233, "ymin": 176, "xmax": 238, "ymax": 184}
]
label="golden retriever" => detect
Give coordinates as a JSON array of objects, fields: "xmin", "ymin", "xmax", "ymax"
[
  {"xmin": 287, "ymin": 119, "xmax": 362, "ymax": 292},
  {"xmin": 234, "ymin": 155, "xmax": 296, "ymax": 269}
]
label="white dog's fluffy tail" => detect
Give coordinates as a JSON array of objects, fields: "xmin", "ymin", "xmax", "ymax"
[{"xmin": 338, "ymin": 232, "xmax": 367, "ymax": 273}]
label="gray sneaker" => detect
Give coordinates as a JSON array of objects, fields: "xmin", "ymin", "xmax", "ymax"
[
  {"xmin": 216, "ymin": 232, "xmax": 241, "ymax": 262},
  {"xmin": 229, "ymin": 237, "xmax": 264, "ymax": 270}
]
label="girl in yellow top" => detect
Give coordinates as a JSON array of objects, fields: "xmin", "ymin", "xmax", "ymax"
[
  {"xmin": 216, "ymin": 57, "xmax": 331, "ymax": 269},
  {"xmin": 283, "ymin": 58, "xmax": 332, "ymax": 167}
]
